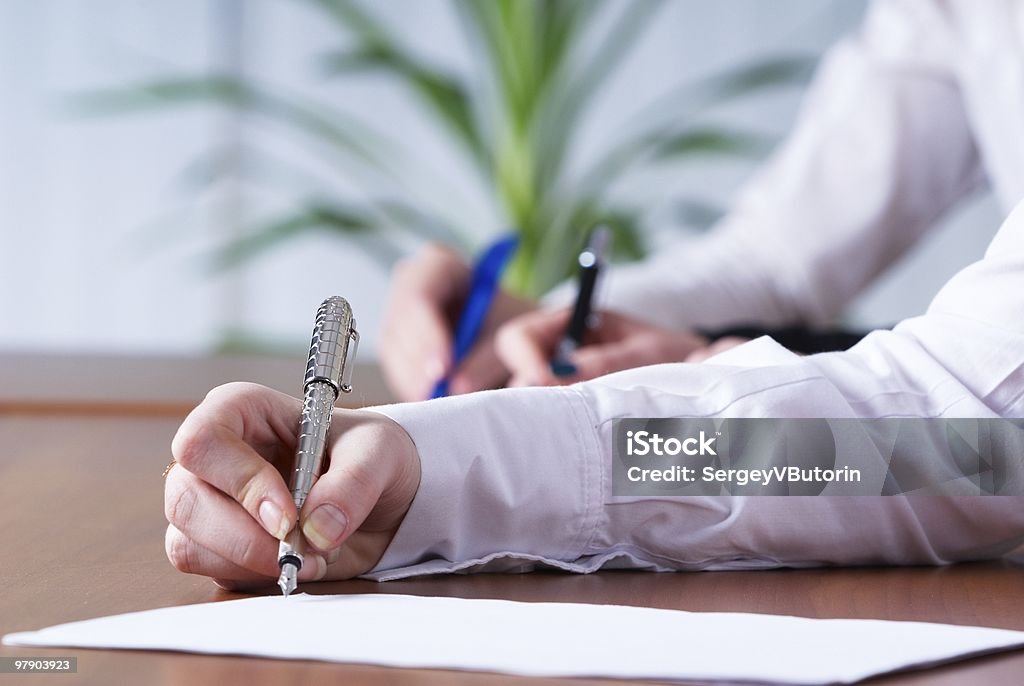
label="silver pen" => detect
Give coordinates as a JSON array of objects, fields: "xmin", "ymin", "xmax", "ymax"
[{"xmin": 277, "ymin": 296, "xmax": 359, "ymax": 597}]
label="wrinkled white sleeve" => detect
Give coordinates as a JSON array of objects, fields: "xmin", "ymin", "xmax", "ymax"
[
  {"xmin": 365, "ymin": 201, "xmax": 1024, "ymax": 581},
  {"xmin": 573, "ymin": 0, "xmax": 984, "ymax": 328}
]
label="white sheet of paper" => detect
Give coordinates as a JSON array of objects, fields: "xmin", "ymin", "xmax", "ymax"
[{"xmin": 5, "ymin": 593, "xmax": 1024, "ymax": 684}]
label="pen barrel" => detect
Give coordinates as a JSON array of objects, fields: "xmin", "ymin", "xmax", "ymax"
[
  {"xmin": 566, "ymin": 264, "xmax": 599, "ymax": 346},
  {"xmin": 304, "ymin": 296, "xmax": 356, "ymax": 394},
  {"xmin": 290, "ymin": 381, "xmax": 336, "ymax": 510},
  {"xmin": 563, "ymin": 226, "xmax": 610, "ymax": 347}
]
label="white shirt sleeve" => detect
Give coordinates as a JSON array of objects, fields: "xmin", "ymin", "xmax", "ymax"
[
  {"xmin": 587, "ymin": 0, "xmax": 984, "ymax": 329},
  {"xmin": 365, "ymin": 200, "xmax": 1024, "ymax": 581}
]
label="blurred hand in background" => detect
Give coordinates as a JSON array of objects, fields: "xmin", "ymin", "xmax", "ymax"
[
  {"xmin": 379, "ymin": 244, "xmax": 535, "ymax": 401},
  {"xmin": 494, "ymin": 308, "xmax": 715, "ymax": 388}
]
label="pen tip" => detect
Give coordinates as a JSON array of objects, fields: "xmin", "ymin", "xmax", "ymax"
[{"xmin": 278, "ymin": 561, "xmax": 298, "ymax": 597}]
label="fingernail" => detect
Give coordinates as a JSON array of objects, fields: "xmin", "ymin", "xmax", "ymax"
[
  {"xmin": 298, "ymin": 554, "xmax": 327, "ymax": 582},
  {"xmin": 212, "ymin": 578, "xmax": 237, "ymax": 592},
  {"xmin": 259, "ymin": 500, "xmax": 290, "ymax": 540},
  {"xmin": 327, "ymin": 548, "xmax": 341, "ymax": 565},
  {"xmin": 303, "ymin": 504, "xmax": 348, "ymax": 551}
]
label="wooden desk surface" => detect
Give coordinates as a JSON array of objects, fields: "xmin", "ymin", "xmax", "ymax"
[{"xmin": 2, "ymin": 413, "xmax": 1023, "ymax": 686}]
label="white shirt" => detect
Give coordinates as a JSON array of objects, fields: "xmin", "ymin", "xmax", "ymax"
[{"xmin": 366, "ymin": 0, "xmax": 1024, "ymax": 581}]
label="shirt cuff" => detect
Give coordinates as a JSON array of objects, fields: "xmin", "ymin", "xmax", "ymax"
[{"xmin": 362, "ymin": 385, "xmax": 605, "ymax": 581}]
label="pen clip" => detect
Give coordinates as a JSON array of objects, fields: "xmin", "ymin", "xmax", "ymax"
[
  {"xmin": 340, "ymin": 322, "xmax": 359, "ymax": 394},
  {"xmin": 580, "ymin": 225, "xmax": 611, "ymax": 267}
]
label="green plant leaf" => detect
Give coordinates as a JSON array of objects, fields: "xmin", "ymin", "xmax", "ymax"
[
  {"xmin": 68, "ymin": 74, "xmax": 249, "ymax": 111},
  {"xmin": 302, "ymin": 0, "xmax": 383, "ymax": 39},
  {"xmin": 322, "ymin": 48, "xmax": 486, "ymax": 168},
  {"xmin": 651, "ymin": 127, "xmax": 773, "ymax": 160},
  {"xmin": 207, "ymin": 197, "xmax": 471, "ymax": 273},
  {"xmin": 208, "ymin": 202, "xmax": 377, "ymax": 271},
  {"xmin": 535, "ymin": 1, "xmax": 594, "ymax": 91},
  {"xmin": 85, "ymin": 0, "xmax": 823, "ymax": 300},
  {"xmin": 559, "ymin": 54, "xmax": 813, "ymax": 244},
  {"xmin": 177, "ymin": 141, "xmax": 341, "ymax": 195},
  {"xmin": 701, "ymin": 55, "xmax": 818, "ymax": 101},
  {"xmin": 639, "ymin": 55, "xmax": 817, "ymax": 124},
  {"xmin": 313, "ymin": 0, "xmax": 488, "ymax": 170},
  {"xmin": 454, "ymin": 0, "xmax": 547, "ymax": 132},
  {"xmin": 69, "ymin": 75, "xmax": 398, "ymax": 176},
  {"xmin": 455, "ymin": 0, "xmax": 625, "ymax": 272},
  {"xmin": 534, "ymin": 0, "xmax": 665, "ymax": 191},
  {"xmin": 373, "ymin": 198, "xmax": 474, "ymax": 251},
  {"xmin": 572, "ymin": 124, "xmax": 774, "ymax": 216}
]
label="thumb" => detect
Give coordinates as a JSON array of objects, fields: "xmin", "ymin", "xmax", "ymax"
[
  {"xmin": 494, "ymin": 308, "xmax": 571, "ymax": 387},
  {"xmin": 569, "ymin": 329, "xmax": 708, "ymax": 380},
  {"xmin": 299, "ymin": 412, "xmax": 418, "ymax": 555}
]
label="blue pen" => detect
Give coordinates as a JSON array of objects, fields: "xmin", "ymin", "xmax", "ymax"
[{"xmin": 431, "ymin": 234, "xmax": 519, "ymax": 399}]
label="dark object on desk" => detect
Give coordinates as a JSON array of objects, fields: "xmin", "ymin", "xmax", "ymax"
[
  {"xmin": 552, "ymin": 227, "xmax": 611, "ymax": 377},
  {"xmin": 700, "ymin": 323, "xmax": 893, "ymax": 355}
]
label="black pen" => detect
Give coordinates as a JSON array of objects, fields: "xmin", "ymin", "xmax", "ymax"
[{"xmin": 551, "ymin": 226, "xmax": 611, "ymax": 377}]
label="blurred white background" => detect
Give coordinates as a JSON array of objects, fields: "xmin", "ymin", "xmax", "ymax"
[{"xmin": 0, "ymin": 0, "xmax": 1001, "ymax": 358}]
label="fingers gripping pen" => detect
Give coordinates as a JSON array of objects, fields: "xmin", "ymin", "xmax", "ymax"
[{"xmin": 277, "ymin": 296, "xmax": 359, "ymax": 597}]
